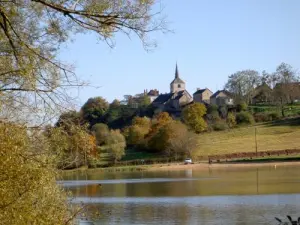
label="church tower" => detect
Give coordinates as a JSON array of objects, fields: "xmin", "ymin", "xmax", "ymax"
[{"xmin": 170, "ymin": 63, "xmax": 185, "ymax": 93}]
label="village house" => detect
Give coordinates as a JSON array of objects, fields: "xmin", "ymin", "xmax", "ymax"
[
  {"xmin": 210, "ymin": 90, "xmax": 234, "ymax": 106},
  {"xmin": 193, "ymin": 88, "xmax": 213, "ymax": 104},
  {"xmin": 146, "ymin": 89, "xmax": 159, "ymax": 103}
]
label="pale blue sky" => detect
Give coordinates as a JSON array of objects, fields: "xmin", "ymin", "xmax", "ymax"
[{"xmin": 59, "ymin": 0, "xmax": 300, "ymax": 107}]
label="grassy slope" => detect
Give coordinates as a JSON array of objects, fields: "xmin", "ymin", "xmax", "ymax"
[{"xmin": 196, "ymin": 117, "xmax": 300, "ymax": 158}]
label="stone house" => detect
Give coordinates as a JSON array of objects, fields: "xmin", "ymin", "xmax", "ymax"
[
  {"xmin": 210, "ymin": 90, "xmax": 234, "ymax": 106},
  {"xmin": 146, "ymin": 89, "xmax": 159, "ymax": 103},
  {"xmin": 193, "ymin": 88, "xmax": 213, "ymax": 104}
]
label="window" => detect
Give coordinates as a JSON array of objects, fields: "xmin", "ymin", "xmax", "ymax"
[{"xmin": 178, "ymin": 84, "xmax": 181, "ymax": 88}]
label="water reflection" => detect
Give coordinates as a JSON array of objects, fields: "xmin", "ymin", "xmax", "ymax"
[{"xmin": 63, "ymin": 165, "xmax": 300, "ymax": 224}]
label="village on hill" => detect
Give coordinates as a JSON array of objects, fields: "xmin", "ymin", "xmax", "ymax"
[{"xmin": 121, "ymin": 63, "xmax": 300, "ymax": 119}]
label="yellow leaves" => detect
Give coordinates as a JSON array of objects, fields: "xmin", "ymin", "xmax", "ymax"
[
  {"xmin": 182, "ymin": 103, "xmax": 208, "ymax": 133},
  {"xmin": 47, "ymin": 124, "xmax": 98, "ymax": 169},
  {"xmin": 0, "ymin": 122, "xmax": 70, "ymax": 225}
]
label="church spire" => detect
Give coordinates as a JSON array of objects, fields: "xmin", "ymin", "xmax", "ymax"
[{"xmin": 175, "ymin": 62, "xmax": 179, "ymax": 79}]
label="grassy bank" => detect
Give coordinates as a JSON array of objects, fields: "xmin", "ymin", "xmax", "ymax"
[
  {"xmin": 90, "ymin": 117, "xmax": 300, "ymax": 169},
  {"xmin": 196, "ymin": 117, "xmax": 300, "ymax": 158}
]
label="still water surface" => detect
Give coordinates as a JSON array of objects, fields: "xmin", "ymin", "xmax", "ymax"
[{"xmin": 61, "ymin": 165, "xmax": 300, "ymax": 224}]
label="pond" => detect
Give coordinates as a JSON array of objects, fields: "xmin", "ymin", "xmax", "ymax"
[{"xmin": 60, "ymin": 165, "xmax": 300, "ymax": 225}]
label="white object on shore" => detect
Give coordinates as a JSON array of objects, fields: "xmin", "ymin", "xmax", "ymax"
[{"xmin": 78, "ymin": 219, "xmax": 94, "ymax": 225}]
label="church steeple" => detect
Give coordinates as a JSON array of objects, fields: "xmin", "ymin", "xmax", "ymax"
[
  {"xmin": 170, "ymin": 62, "xmax": 185, "ymax": 93},
  {"xmin": 175, "ymin": 62, "xmax": 179, "ymax": 79}
]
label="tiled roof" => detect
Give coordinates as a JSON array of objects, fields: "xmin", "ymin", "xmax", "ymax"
[
  {"xmin": 170, "ymin": 77, "xmax": 185, "ymax": 84},
  {"xmin": 147, "ymin": 89, "xmax": 159, "ymax": 96},
  {"xmin": 152, "ymin": 93, "xmax": 172, "ymax": 104},
  {"xmin": 211, "ymin": 90, "xmax": 233, "ymax": 98},
  {"xmin": 193, "ymin": 88, "xmax": 212, "ymax": 95}
]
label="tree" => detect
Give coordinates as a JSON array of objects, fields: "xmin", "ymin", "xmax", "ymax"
[
  {"xmin": 225, "ymin": 70, "xmax": 260, "ymax": 104},
  {"xmin": 91, "ymin": 123, "xmax": 110, "ymax": 146},
  {"xmin": 0, "ymin": 1, "xmax": 166, "ymax": 223},
  {"xmin": 0, "ymin": 122, "xmax": 70, "ymax": 224},
  {"xmin": 164, "ymin": 121, "xmax": 198, "ymax": 160},
  {"xmin": 182, "ymin": 103, "xmax": 207, "ymax": 133},
  {"xmin": 138, "ymin": 95, "xmax": 151, "ymax": 108},
  {"xmin": 273, "ymin": 63, "xmax": 300, "ymax": 105},
  {"xmin": 56, "ymin": 110, "xmax": 82, "ymax": 128},
  {"xmin": 0, "ymin": 1, "xmax": 166, "ymax": 124},
  {"xmin": 124, "ymin": 116, "xmax": 151, "ymax": 147},
  {"xmin": 81, "ymin": 97, "xmax": 109, "ymax": 126},
  {"xmin": 275, "ymin": 62, "xmax": 298, "ymax": 84},
  {"xmin": 105, "ymin": 130, "xmax": 126, "ymax": 163},
  {"xmin": 47, "ymin": 124, "xmax": 97, "ymax": 169},
  {"xmin": 110, "ymin": 99, "xmax": 121, "ymax": 109}
]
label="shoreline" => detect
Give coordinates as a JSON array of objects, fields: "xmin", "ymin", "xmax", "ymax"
[
  {"xmin": 61, "ymin": 160, "xmax": 300, "ymax": 173},
  {"xmin": 147, "ymin": 161, "xmax": 300, "ymax": 171}
]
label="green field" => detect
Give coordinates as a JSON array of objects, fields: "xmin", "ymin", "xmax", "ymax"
[
  {"xmin": 95, "ymin": 117, "xmax": 300, "ymax": 167},
  {"xmin": 196, "ymin": 117, "xmax": 300, "ymax": 158}
]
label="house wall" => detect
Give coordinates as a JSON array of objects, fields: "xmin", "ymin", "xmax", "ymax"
[
  {"xmin": 149, "ymin": 96, "xmax": 158, "ymax": 103},
  {"xmin": 179, "ymin": 92, "xmax": 193, "ymax": 106},
  {"xmin": 194, "ymin": 89, "xmax": 213, "ymax": 104},
  {"xmin": 211, "ymin": 92, "xmax": 234, "ymax": 106},
  {"xmin": 203, "ymin": 90, "xmax": 212, "ymax": 103}
]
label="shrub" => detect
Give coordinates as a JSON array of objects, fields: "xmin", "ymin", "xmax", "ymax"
[
  {"xmin": 207, "ymin": 104, "xmax": 218, "ymax": 114},
  {"xmin": 269, "ymin": 112, "xmax": 281, "ymax": 121},
  {"xmin": 237, "ymin": 102, "xmax": 248, "ymax": 112},
  {"xmin": 236, "ymin": 111, "xmax": 255, "ymax": 125},
  {"xmin": 211, "ymin": 111, "xmax": 221, "ymax": 122},
  {"xmin": 254, "ymin": 112, "xmax": 270, "ymax": 122},
  {"xmin": 227, "ymin": 112, "xmax": 237, "ymax": 128},
  {"xmin": 212, "ymin": 120, "xmax": 229, "ymax": 131}
]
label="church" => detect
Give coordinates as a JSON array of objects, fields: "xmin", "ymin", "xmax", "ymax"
[{"xmin": 152, "ymin": 63, "xmax": 193, "ymax": 113}]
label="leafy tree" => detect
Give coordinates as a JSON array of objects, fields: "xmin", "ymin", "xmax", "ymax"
[
  {"xmin": 0, "ymin": 1, "xmax": 165, "ymax": 123},
  {"xmin": 124, "ymin": 117, "xmax": 151, "ymax": 147},
  {"xmin": 182, "ymin": 103, "xmax": 207, "ymax": 133},
  {"xmin": 91, "ymin": 123, "xmax": 110, "ymax": 146},
  {"xmin": 275, "ymin": 62, "xmax": 298, "ymax": 84},
  {"xmin": 105, "ymin": 130, "xmax": 126, "ymax": 163},
  {"xmin": 47, "ymin": 124, "xmax": 97, "ymax": 169},
  {"xmin": 132, "ymin": 116, "xmax": 151, "ymax": 127},
  {"xmin": 56, "ymin": 110, "xmax": 82, "ymax": 128},
  {"xmin": 0, "ymin": 123, "xmax": 70, "ymax": 224},
  {"xmin": 0, "ymin": 1, "xmax": 166, "ymax": 223},
  {"xmin": 110, "ymin": 99, "xmax": 121, "ymax": 109},
  {"xmin": 164, "ymin": 121, "xmax": 198, "ymax": 159},
  {"xmin": 273, "ymin": 63, "xmax": 300, "ymax": 105},
  {"xmin": 81, "ymin": 97, "xmax": 109, "ymax": 126},
  {"xmin": 139, "ymin": 95, "xmax": 151, "ymax": 108},
  {"xmin": 225, "ymin": 70, "xmax": 260, "ymax": 104}
]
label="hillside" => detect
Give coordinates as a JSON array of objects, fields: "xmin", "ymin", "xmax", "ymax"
[{"xmin": 196, "ymin": 117, "xmax": 300, "ymax": 158}]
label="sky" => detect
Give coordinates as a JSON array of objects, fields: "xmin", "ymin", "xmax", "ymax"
[{"xmin": 59, "ymin": 0, "xmax": 300, "ymax": 108}]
